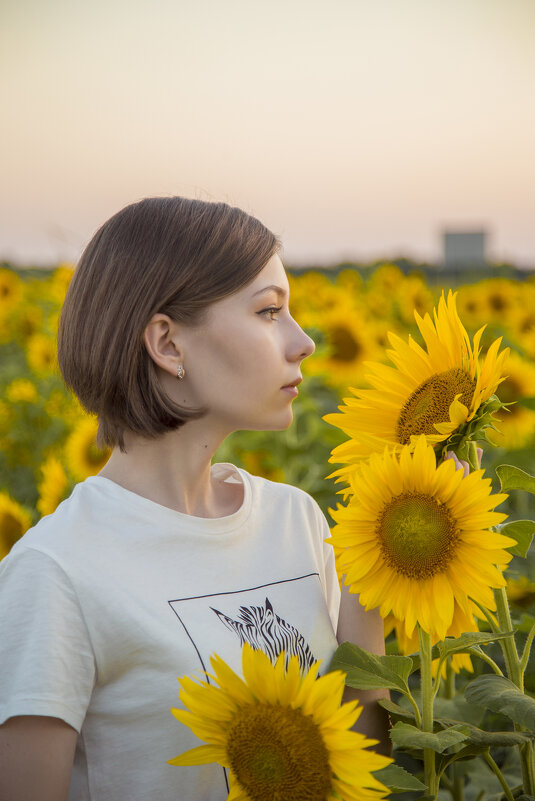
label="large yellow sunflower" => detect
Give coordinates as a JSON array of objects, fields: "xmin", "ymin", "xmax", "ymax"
[
  {"xmin": 169, "ymin": 644, "xmax": 391, "ymax": 801},
  {"xmin": 324, "ymin": 291, "xmax": 509, "ymax": 473},
  {"xmin": 328, "ymin": 437, "xmax": 514, "ymax": 642},
  {"xmin": 0, "ymin": 492, "xmax": 32, "ymax": 559}
]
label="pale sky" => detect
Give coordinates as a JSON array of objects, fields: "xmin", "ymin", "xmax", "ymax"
[{"xmin": 2, "ymin": 0, "xmax": 535, "ymax": 267}]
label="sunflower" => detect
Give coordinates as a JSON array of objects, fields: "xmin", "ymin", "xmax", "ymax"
[
  {"xmin": 368, "ymin": 263, "xmax": 405, "ymax": 295},
  {"xmin": 0, "ymin": 400, "xmax": 11, "ymax": 437},
  {"xmin": 64, "ymin": 417, "xmax": 111, "ymax": 481},
  {"xmin": 302, "ymin": 298, "xmax": 384, "ymax": 390},
  {"xmin": 0, "ymin": 268, "xmax": 23, "ymax": 310},
  {"xmin": 489, "ymin": 350, "xmax": 535, "ymax": 449},
  {"xmin": 479, "ymin": 278, "xmax": 519, "ymax": 324},
  {"xmin": 169, "ymin": 644, "xmax": 391, "ymax": 801},
  {"xmin": 384, "ymin": 602, "xmax": 475, "ymax": 677},
  {"xmin": 37, "ymin": 455, "xmax": 70, "ymax": 517},
  {"xmin": 324, "ymin": 291, "xmax": 509, "ymax": 473},
  {"xmin": 5, "ymin": 378, "xmax": 38, "ymax": 404},
  {"xmin": 26, "ymin": 332, "xmax": 57, "ymax": 374},
  {"xmin": 506, "ymin": 575, "xmax": 535, "ymax": 610},
  {"xmin": 0, "ymin": 492, "xmax": 32, "ymax": 559},
  {"xmin": 456, "ymin": 284, "xmax": 487, "ymax": 333},
  {"xmin": 287, "ymin": 271, "xmax": 338, "ymax": 320},
  {"xmin": 7, "ymin": 304, "xmax": 44, "ymax": 346},
  {"xmin": 49, "ymin": 263, "xmax": 74, "ymax": 304},
  {"xmin": 395, "ymin": 274, "xmax": 435, "ymax": 326},
  {"xmin": 365, "ymin": 264, "xmax": 404, "ymax": 320},
  {"xmin": 239, "ymin": 450, "xmax": 285, "ymax": 483},
  {"xmin": 327, "ymin": 436, "xmax": 514, "ymax": 642},
  {"xmin": 335, "ymin": 268, "xmax": 363, "ymax": 297}
]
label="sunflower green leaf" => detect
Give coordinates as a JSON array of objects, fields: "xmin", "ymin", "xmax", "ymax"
[
  {"xmin": 465, "ymin": 675, "xmax": 535, "ymax": 730},
  {"xmin": 389, "ymin": 721, "xmax": 469, "ymax": 753},
  {"xmin": 372, "ymin": 763, "xmax": 427, "ymax": 792},
  {"xmin": 496, "ymin": 464, "xmax": 535, "ymax": 494},
  {"xmin": 329, "ymin": 641, "xmax": 413, "ymax": 694},
  {"xmin": 498, "ymin": 520, "xmax": 535, "ymax": 558}
]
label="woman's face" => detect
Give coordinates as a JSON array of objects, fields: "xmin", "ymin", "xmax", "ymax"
[{"xmin": 178, "ymin": 254, "xmax": 315, "ymax": 433}]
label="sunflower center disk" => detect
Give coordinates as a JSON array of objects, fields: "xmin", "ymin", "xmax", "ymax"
[
  {"xmin": 396, "ymin": 367, "xmax": 476, "ymax": 444},
  {"xmin": 226, "ymin": 703, "xmax": 331, "ymax": 801},
  {"xmin": 378, "ymin": 492, "xmax": 459, "ymax": 579}
]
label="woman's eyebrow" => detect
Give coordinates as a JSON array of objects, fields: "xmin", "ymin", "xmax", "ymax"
[{"xmin": 251, "ymin": 285, "xmax": 288, "ymax": 299}]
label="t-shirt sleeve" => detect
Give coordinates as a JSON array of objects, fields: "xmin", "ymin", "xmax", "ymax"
[{"xmin": 0, "ymin": 546, "xmax": 96, "ymax": 733}]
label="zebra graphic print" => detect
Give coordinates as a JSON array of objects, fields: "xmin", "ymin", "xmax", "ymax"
[{"xmin": 211, "ymin": 597, "xmax": 317, "ymax": 671}]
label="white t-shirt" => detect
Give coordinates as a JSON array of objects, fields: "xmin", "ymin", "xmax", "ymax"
[{"xmin": 0, "ymin": 463, "xmax": 341, "ymax": 801}]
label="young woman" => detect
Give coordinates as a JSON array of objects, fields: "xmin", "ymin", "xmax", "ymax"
[{"xmin": 0, "ymin": 197, "xmax": 388, "ymax": 801}]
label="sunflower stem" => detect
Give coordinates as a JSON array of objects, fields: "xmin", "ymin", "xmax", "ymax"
[
  {"xmin": 467, "ymin": 441, "xmax": 480, "ymax": 472},
  {"xmin": 404, "ymin": 689, "xmax": 422, "ymax": 728},
  {"xmin": 466, "ymin": 646, "xmax": 504, "ymax": 676},
  {"xmin": 442, "ymin": 665, "xmax": 466, "ymax": 801},
  {"xmin": 444, "ymin": 658, "xmax": 455, "ymax": 699},
  {"xmin": 493, "ymin": 586, "xmax": 535, "ymax": 794},
  {"xmin": 482, "ymin": 751, "xmax": 515, "ymax": 801},
  {"xmin": 493, "ymin": 587, "xmax": 522, "ymax": 689},
  {"xmin": 520, "ymin": 621, "xmax": 535, "ymax": 675},
  {"xmin": 418, "ymin": 625, "xmax": 437, "ymax": 796},
  {"xmin": 472, "ymin": 600, "xmax": 501, "ymax": 634}
]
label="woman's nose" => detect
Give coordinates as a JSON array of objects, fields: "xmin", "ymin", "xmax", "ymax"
[{"xmin": 289, "ymin": 320, "xmax": 315, "ymax": 361}]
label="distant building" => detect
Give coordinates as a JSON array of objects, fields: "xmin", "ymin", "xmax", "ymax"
[{"xmin": 442, "ymin": 230, "xmax": 487, "ymax": 268}]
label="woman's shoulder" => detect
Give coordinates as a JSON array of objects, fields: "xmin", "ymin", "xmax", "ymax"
[
  {"xmin": 236, "ymin": 465, "xmax": 322, "ymax": 516},
  {"xmin": 6, "ymin": 476, "xmax": 113, "ymax": 561}
]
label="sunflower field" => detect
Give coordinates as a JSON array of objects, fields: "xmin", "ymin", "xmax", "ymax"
[{"xmin": 1, "ymin": 260, "xmax": 535, "ymax": 798}]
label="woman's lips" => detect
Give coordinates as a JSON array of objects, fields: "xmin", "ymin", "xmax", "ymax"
[{"xmin": 281, "ymin": 385, "xmax": 299, "ymax": 396}]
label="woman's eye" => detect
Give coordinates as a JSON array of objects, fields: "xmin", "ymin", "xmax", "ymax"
[{"xmin": 259, "ymin": 306, "xmax": 282, "ymax": 321}]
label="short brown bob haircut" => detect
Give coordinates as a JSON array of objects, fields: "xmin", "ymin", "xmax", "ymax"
[{"xmin": 57, "ymin": 196, "xmax": 281, "ymax": 451}]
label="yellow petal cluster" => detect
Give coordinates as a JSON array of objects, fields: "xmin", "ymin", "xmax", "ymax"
[
  {"xmin": 328, "ymin": 436, "xmax": 514, "ymax": 641},
  {"xmin": 324, "ymin": 291, "xmax": 509, "ymax": 481},
  {"xmin": 169, "ymin": 644, "xmax": 391, "ymax": 801}
]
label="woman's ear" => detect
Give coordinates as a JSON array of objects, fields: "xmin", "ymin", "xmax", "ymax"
[{"xmin": 143, "ymin": 313, "xmax": 183, "ymax": 376}]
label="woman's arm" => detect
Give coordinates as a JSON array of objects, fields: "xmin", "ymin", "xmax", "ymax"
[
  {"xmin": 337, "ymin": 580, "xmax": 392, "ymax": 756},
  {"xmin": 0, "ymin": 715, "xmax": 77, "ymax": 801}
]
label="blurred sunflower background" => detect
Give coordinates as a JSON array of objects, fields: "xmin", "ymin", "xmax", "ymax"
[{"xmin": 1, "ymin": 259, "xmax": 535, "ymax": 647}]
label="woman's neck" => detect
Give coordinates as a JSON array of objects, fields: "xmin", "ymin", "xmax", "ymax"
[{"xmin": 98, "ymin": 421, "xmax": 243, "ymax": 518}]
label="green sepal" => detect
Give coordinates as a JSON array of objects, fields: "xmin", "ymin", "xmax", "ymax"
[
  {"xmin": 328, "ymin": 641, "xmax": 413, "ymax": 694},
  {"xmin": 440, "ymin": 394, "xmax": 508, "ymax": 460}
]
